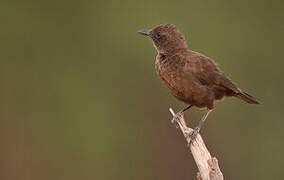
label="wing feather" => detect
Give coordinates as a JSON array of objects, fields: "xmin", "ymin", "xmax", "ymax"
[{"xmin": 188, "ymin": 51, "xmax": 240, "ymax": 94}]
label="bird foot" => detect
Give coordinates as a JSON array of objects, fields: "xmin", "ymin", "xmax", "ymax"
[
  {"xmin": 186, "ymin": 127, "xmax": 200, "ymax": 147},
  {"xmin": 171, "ymin": 111, "xmax": 184, "ymax": 128}
]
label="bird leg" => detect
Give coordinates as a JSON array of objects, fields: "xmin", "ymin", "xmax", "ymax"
[
  {"xmin": 187, "ymin": 109, "xmax": 213, "ymax": 146},
  {"xmin": 171, "ymin": 105, "xmax": 193, "ymax": 126}
]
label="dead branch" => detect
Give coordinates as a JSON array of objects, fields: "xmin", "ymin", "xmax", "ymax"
[{"xmin": 169, "ymin": 108, "xmax": 223, "ymax": 180}]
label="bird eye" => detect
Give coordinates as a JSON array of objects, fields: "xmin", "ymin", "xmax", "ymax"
[{"xmin": 156, "ymin": 32, "xmax": 161, "ymax": 38}]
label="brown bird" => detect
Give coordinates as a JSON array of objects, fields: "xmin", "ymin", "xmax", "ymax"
[{"xmin": 138, "ymin": 24, "xmax": 260, "ymax": 145}]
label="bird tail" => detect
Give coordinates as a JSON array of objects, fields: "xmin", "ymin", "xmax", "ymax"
[{"xmin": 235, "ymin": 91, "xmax": 260, "ymax": 104}]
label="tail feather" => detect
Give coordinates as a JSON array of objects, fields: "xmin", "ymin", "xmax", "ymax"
[{"xmin": 235, "ymin": 91, "xmax": 260, "ymax": 104}]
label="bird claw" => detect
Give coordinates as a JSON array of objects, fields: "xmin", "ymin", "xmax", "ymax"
[
  {"xmin": 186, "ymin": 127, "xmax": 200, "ymax": 147},
  {"xmin": 171, "ymin": 111, "xmax": 183, "ymax": 128}
]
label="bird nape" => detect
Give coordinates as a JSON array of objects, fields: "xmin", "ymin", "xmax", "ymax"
[{"xmin": 138, "ymin": 24, "xmax": 260, "ymax": 145}]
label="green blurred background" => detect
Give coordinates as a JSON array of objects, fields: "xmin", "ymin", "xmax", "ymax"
[{"xmin": 1, "ymin": 0, "xmax": 283, "ymax": 179}]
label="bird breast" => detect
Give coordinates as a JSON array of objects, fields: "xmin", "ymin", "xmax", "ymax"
[{"xmin": 155, "ymin": 55, "xmax": 191, "ymax": 102}]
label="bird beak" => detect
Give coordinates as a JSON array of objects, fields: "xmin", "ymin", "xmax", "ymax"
[{"xmin": 137, "ymin": 29, "xmax": 151, "ymax": 37}]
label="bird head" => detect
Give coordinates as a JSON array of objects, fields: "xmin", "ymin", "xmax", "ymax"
[{"xmin": 138, "ymin": 24, "xmax": 188, "ymax": 54}]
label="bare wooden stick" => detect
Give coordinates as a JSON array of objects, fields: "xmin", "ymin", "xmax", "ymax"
[{"xmin": 169, "ymin": 108, "xmax": 223, "ymax": 180}]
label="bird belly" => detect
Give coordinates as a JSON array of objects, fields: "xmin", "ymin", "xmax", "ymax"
[
  {"xmin": 155, "ymin": 58, "xmax": 215, "ymax": 109},
  {"xmin": 158, "ymin": 69, "xmax": 214, "ymax": 109}
]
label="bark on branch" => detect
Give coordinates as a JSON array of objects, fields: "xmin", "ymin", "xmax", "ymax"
[{"xmin": 169, "ymin": 108, "xmax": 224, "ymax": 180}]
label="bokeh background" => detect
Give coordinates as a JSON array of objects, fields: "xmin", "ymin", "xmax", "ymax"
[{"xmin": 1, "ymin": 0, "xmax": 283, "ymax": 179}]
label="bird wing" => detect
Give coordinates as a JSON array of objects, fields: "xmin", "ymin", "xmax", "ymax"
[{"xmin": 188, "ymin": 51, "xmax": 240, "ymax": 94}]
